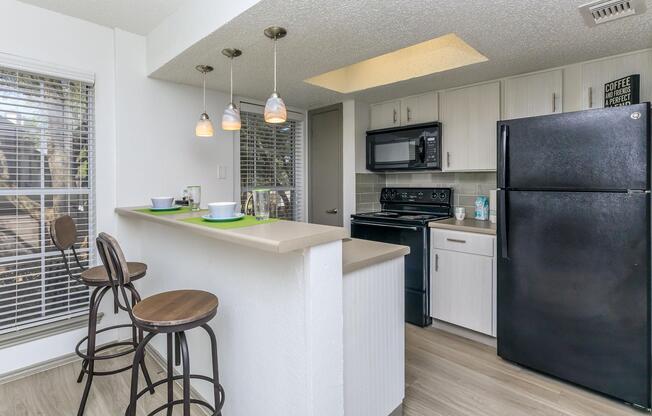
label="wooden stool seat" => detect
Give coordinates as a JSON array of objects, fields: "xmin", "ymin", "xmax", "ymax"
[
  {"xmin": 132, "ymin": 290, "xmax": 219, "ymax": 329},
  {"xmin": 81, "ymin": 262, "xmax": 147, "ymax": 285}
]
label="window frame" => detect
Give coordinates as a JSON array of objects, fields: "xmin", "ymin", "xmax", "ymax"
[
  {"xmin": 236, "ymin": 100, "xmax": 307, "ymax": 222},
  {"xmin": 0, "ymin": 57, "xmax": 96, "ymax": 339}
]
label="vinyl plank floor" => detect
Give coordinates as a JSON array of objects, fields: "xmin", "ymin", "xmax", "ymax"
[
  {"xmin": 404, "ymin": 325, "xmax": 644, "ymax": 416},
  {"xmin": 0, "ymin": 350, "xmax": 206, "ymax": 416},
  {"xmin": 0, "ymin": 327, "xmax": 645, "ymax": 415}
]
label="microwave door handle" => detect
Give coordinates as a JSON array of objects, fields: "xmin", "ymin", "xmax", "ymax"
[{"xmin": 418, "ymin": 136, "xmax": 426, "ymax": 163}]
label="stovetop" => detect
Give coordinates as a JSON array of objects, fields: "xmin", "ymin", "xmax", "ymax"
[
  {"xmin": 352, "ymin": 210, "xmax": 450, "ymax": 225},
  {"xmin": 351, "ymin": 187, "xmax": 454, "ymax": 226}
]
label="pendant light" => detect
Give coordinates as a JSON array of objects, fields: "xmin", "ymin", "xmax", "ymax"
[
  {"xmin": 264, "ymin": 26, "xmax": 288, "ymax": 124},
  {"xmin": 221, "ymin": 48, "xmax": 242, "ymax": 131},
  {"xmin": 195, "ymin": 65, "xmax": 214, "ymax": 137}
]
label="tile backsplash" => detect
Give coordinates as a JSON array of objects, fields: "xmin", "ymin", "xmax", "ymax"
[{"xmin": 356, "ymin": 172, "xmax": 496, "ymax": 214}]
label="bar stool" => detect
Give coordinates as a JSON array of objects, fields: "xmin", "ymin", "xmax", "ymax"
[
  {"xmin": 95, "ymin": 232, "xmax": 225, "ymax": 416},
  {"xmin": 50, "ymin": 216, "xmax": 155, "ymax": 415}
]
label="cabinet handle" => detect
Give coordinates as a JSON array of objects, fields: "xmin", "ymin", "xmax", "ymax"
[
  {"xmin": 552, "ymin": 93, "xmax": 556, "ymax": 113},
  {"xmin": 447, "ymin": 152, "xmax": 451, "ymax": 168},
  {"xmin": 407, "ymin": 107, "xmax": 411, "ymax": 122},
  {"xmin": 393, "ymin": 109, "xmax": 397, "ymax": 124},
  {"xmin": 435, "ymin": 253, "xmax": 439, "ymax": 272},
  {"xmin": 446, "ymin": 238, "xmax": 467, "ymax": 244},
  {"xmin": 588, "ymin": 87, "xmax": 593, "ymax": 108}
]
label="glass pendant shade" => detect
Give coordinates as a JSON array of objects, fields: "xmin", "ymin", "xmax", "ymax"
[
  {"xmin": 222, "ymin": 103, "xmax": 241, "ymax": 131},
  {"xmin": 264, "ymin": 92, "xmax": 287, "ymax": 124},
  {"xmin": 195, "ymin": 113, "xmax": 214, "ymax": 137}
]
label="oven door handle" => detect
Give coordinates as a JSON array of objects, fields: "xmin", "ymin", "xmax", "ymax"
[{"xmin": 351, "ymin": 220, "xmax": 420, "ymax": 231}]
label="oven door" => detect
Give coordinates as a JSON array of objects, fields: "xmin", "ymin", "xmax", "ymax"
[{"xmin": 351, "ymin": 219, "xmax": 431, "ymax": 327}]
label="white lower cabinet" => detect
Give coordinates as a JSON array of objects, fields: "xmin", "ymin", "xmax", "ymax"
[{"xmin": 430, "ymin": 229, "xmax": 496, "ymax": 336}]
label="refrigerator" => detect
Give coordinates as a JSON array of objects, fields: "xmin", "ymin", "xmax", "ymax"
[{"xmin": 497, "ymin": 103, "xmax": 652, "ymax": 409}]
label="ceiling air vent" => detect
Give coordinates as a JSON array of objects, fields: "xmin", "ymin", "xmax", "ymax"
[{"xmin": 579, "ymin": 0, "xmax": 647, "ymax": 26}]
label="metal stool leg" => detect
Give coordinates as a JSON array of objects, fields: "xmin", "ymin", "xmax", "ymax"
[
  {"xmin": 77, "ymin": 286, "xmax": 110, "ymax": 416},
  {"xmin": 77, "ymin": 287, "xmax": 101, "ymax": 384},
  {"xmin": 178, "ymin": 331, "xmax": 191, "ymax": 416},
  {"xmin": 128, "ymin": 332, "xmax": 156, "ymax": 416},
  {"xmin": 125, "ymin": 284, "xmax": 155, "ymax": 395},
  {"xmin": 201, "ymin": 324, "xmax": 223, "ymax": 415},
  {"xmin": 166, "ymin": 333, "xmax": 174, "ymax": 416}
]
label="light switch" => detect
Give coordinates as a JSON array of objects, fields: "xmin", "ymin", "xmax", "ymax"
[{"xmin": 217, "ymin": 165, "xmax": 228, "ymax": 180}]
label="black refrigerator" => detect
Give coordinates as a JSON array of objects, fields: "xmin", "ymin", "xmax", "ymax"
[{"xmin": 497, "ymin": 103, "xmax": 652, "ymax": 409}]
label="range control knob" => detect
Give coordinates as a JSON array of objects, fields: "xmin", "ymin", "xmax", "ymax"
[{"xmin": 439, "ymin": 192, "xmax": 447, "ymax": 200}]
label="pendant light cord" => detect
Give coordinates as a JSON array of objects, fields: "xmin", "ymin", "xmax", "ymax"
[
  {"xmin": 273, "ymin": 39, "xmax": 277, "ymax": 92},
  {"xmin": 202, "ymin": 72, "xmax": 207, "ymax": 113},
  {"xmin": 230, "ymin": 58, "xmax": 234, "ymax": 103}
]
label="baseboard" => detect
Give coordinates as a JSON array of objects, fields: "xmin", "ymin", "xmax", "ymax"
[
  {"xmin": 144, "ymin": 344, "xmax": 211, "ymax": 416},
  {"xmin": 430, "ymin": 319, "xmax": 497, "ymax": 348}
]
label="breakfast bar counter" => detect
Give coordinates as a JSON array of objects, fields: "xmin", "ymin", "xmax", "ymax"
[
  {"xmin": 116, "ymin": 206, "xmax": 347, "ymax": 253},
  {"xmin": 115, "ymin": 206, "xmax": 406, "ymax": 416}
]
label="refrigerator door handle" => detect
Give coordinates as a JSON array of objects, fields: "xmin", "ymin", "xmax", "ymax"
[
  {"xmin": 498, "ymin": 124, "xmax": 508, "ymax": 188},
  {"xmin": 499, "ymin": 190, "xmax": 508, "ymax": 259}
]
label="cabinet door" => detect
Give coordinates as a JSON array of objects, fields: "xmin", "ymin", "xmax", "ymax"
[
  {"xmin": 440, "ymin": 82, "xmax": 500, "ymax": 171},
  {"xmin": 402, "ymin": 92, "xmax": 438, "ymax": 125},
  {"xmin": 369, "ymin": 100, "xmax": 401, "ymax": 130},
  {"xmin": 432, "ymin": 249, "xmax": 493, "ymax": 335},
  {"xmin": 581, "ymin": 50, "xmax": 652, "ymax": 110},
  {"xmin": 504, "ymin": 69, "xmax": 563, "ymax": 119}
]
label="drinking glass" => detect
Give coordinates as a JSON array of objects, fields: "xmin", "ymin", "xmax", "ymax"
[
  {"xmin": 454, "ymin": 206, "xmax": 466, "ymax": 221},
  {"xmin": 253, "ymin": 189, "xmax": 271, "ymax": 221},
  {"xmin": 187, "ymin": 185, "xmax": 201, "ymax": 211}
]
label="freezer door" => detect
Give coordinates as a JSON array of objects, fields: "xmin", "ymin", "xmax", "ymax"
[
  {"xmin": 497, "ymin": 190, "xmax": 651, "ymax": 407},
  {"xmin": 498, "ymin": 103, "xmax": 650, "ymax": 191}
]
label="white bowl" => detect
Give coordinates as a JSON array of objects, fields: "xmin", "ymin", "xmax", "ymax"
[
  {"xmin": 151, "ymin": 197, "xmax": 175, "ymax": 209},
  {"xmin": 208, "ymin": 202, "xmax": 237, "ymax": 219}
]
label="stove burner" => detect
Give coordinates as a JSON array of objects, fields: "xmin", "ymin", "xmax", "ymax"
[{"xmin": 372, "ymin": 212, "xmax": 400, "ymax": 217}]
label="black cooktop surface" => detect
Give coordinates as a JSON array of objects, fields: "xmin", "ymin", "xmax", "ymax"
[{"xmin": 352, "ymin": 210, "xmax": 450, "ymax": 225}]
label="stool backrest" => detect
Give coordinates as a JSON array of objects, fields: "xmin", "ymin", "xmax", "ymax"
[
  {"xmin": 96, "ymin": 232, "xmax": 136, "ymax": 315},
  {"xmin": 50, "ymin": 215, "xmax": 85, "ymax": 284},
  {"xmin": 51, "ymin": 215, "xmax": 77, "ymax": 251}
]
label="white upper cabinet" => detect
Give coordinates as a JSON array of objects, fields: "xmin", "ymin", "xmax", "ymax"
[
  {"xmin": 504, "ymin": 69, "xmax": 563, "ymax": 119},
  {"xmin": 581, "ymin": 50, "xmax": 652, "ymax": 110},
  {"xmin": 440, "ymin": 82, "xmax": 500, "ymax": 171},
  {"xmin": 369, "ymin": 92, "xmax": 438, "ymax": 130},
  {"xmin": 401, "ymin": 92, "xmax": 438, "ymax": 126},
  {"xmin": 369, "ymin": 100, "xmax": 401, "ymax": 130}
]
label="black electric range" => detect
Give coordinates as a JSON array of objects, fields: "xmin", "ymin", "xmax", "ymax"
[{"xmin": 351, "ymin": 187, "xmax": 453, "ymax": 327}]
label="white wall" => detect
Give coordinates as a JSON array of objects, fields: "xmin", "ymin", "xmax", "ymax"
[
  {"xmin": 0, "ymin": 1, "xmax": 238, "ymax": 375},
  {"xmin": 342, "ymin": 100, "xmax": 356, "ymax": 230},
  {"xmin": 354, "ymin": 101, "xmax": 370, "ymax": 174},
  {"xmin": 114, "ymin": 29, "xmax": 235, "ymax": 207},
  {"xmin": 0, "ymin": 0, "xmax": 120, "ymax": 374}
]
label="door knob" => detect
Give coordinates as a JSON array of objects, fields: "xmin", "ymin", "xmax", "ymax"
[{"xmin": 326, "ymin": 208, "xmax": 338, "ymax": 214}]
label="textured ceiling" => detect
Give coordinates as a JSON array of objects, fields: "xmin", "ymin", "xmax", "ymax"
[
  {"xmin": 150, "ymin": 0, "xmax": 652, "ymax": 110},
  {"xmin": 17, "ymin": 0, "xmax": 185, "ymax": 35}
]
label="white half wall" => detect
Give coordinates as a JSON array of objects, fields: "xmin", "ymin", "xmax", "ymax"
[{"xmin": 114, "ymin": 29, "xmax": 235, "ymax": 207}]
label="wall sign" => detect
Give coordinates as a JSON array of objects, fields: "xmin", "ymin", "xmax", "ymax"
[{"xmin": 604, "ymin": 74, "xmax": 640, "ymax": 107}]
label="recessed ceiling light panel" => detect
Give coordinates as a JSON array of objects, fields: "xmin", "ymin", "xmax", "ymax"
[{"xmin": 304, "ymin": 33, "xmax": 488, "ymax": 93}]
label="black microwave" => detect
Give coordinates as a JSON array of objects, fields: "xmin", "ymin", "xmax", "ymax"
[{"xmin": 366, "ymin": 122, "xmax": 441, "ymax": 171}]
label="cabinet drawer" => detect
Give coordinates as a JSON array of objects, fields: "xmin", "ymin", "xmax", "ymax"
[{"xmin": 432, "ymin": 229, "xmax": 494, "ymax": 257}]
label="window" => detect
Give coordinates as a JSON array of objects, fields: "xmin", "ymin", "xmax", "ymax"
[
  {"xmin": 0, "ymin": 65, "xmax": 94, "ymax": 335},
  {"xmin": 239, "ymin": 107, "xmax": 304, "ymax": 221}
]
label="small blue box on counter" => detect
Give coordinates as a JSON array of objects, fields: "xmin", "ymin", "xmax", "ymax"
[{"xmin": 474, "ymin": 196, "xmax": 489, "ymax": 220}]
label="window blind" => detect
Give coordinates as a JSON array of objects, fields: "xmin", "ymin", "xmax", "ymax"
[
  {"xmin": 0, "ymin": 65, "xmax": 94, "ymax": 335},
  {"xmin": 240, "ymin": 110, "xmax": 305, "ymax": 221}
]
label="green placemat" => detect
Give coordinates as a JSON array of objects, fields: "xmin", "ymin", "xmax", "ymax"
[
  {"xmin": 136, "ymin": 206, "xmax": 197, "ymax": 216},
  {"xmin": 180, "ymin": 215, "xmax": 278, "ymax": 229}
]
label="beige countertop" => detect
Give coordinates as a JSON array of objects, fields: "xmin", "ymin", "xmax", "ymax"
[
  {"xmin": 342, "ymin": 238, "xmax": 410, "ymax": 274},
  {"xmin": 116, "ymin": 207, "xmax": 348, "ymax": 254},
  {"xmin": 429, "ymin": 217, "xmax": 497, "ymax": 235}
]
